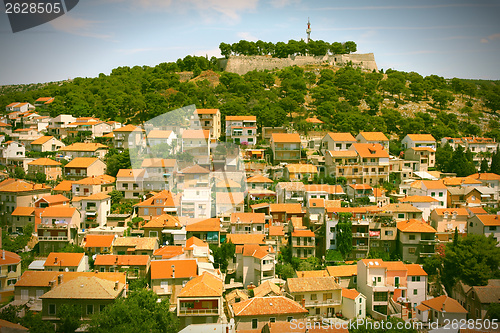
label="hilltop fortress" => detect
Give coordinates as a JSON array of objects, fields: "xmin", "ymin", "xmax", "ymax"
[{"xmin": 218, "ymin": 53, "xmax": 378, "ymax": 75}]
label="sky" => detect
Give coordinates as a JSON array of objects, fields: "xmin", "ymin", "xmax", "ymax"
[{"xmin": 1, "ymin": 0, "xmax": 500, "ymax": 85}]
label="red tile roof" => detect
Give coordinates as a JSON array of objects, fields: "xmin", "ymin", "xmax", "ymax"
[
  {"xmin": 342, "ymin": 288, "xmax": 361, "ymax": 300},
  {"xmin": 232, "ymin": 296, "xmax": 308, "ymax": 316},
  {"xmin": 44, "ymin": 252, "xmax": 84, "ymax": 267},
  {"xmin": 420, "ymin": 295, "xmax": 467, "ymax": 313},
  {"xmin": 186, "ymin": 218, "xmax": 220, "ymax": 232},
  {"xmin": 397, "ymin": 219, "xmax": 436, "ymax": 233},
  {"xmin": 326, "ymin": 265, "xmax": 358, "ymax": 277},
  {"xmin": 0, "ymin": 250, "xmax": 21, "ymax": 266},
  {"xmin": 84, "ymin": 235, "xmax": 115, "ymax": 248},
  {"xmin": 94, "ymin": 255, "xmax": 149, "ymax": 266},
  {"xmin": 150, "ymin": 259, "xmax": 197, "ymax": 280},
  {"xmin": 154, "ymin": 246, "xmax": 184, "ymax": 259},
  {"xmin": 40, "ymin": 206, "xmax": 76, "ymax": 218},
  {"xmin": 326, "ymin": 132, "xmax": 356, "ymax": 142},
  {"xmin": 405, "ymin": 264, "xmax": 428, "ymax": 276},
  {"xmin": 271, "ymin": 133, "xmax": 301, "ymax": 143},
  {"xmin": 178, "ymin": 272, "xmax": 223, "ymax": 297}
]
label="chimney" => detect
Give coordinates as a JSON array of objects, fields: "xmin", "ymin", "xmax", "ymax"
[
  {"xmin": 114, "ymin": 281, "xmax": 119, "ymax": 290},
  {"xmin": 2, "ymin": 250, "xmax": 4, "ymax": 260},
  {"xmin": 54, "ymin": 257, "xmax": 58, "ymax": 264},
  {"xmin": 301, "ymin": 298, "xmax": 305, "ymax": 308},
  {"xmin": 171, "ymin": 265, "xmax": 175, "ymax": 279},
  {"xmin": 49, "ymin": 280, "xmax": 55, "ymax": 289},
  {"xmin": 57, "ymin": 274, "xmax": 63, "ymax": 285}
]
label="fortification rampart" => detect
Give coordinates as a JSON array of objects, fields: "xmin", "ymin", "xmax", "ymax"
[{"xmin": 218, "ymin": 53, "xmax": 378, "ymax": 75}]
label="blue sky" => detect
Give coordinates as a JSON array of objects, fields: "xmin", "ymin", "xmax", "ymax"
[{"xmin": 1, "ymin": 0, "xmax": 500, "ymax": 85}]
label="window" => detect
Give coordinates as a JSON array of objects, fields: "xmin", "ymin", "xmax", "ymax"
[
  {"xmin": 8, "ymin": 265, "xmax": 16, "ymax": 273},
  {"xmin": 398, "ymin": 213, "xmax": 405, "ymax": 219},
  {"xmin": 149, "ymin": 231, "xmax": 158, "ymax": 237},
  {"xmin": 311, "ymin": 294, "xmax": 317, "ymax": 300},
  {"xmin": 252, "ymin": 319, "xmax": 258, "ymax": 329},
  {"xmin": 385, "ymin": 231, "xmax": 393, "ymax": 236},
  {"xmin": 330, "ymin": 227, "xmax": 335, "ymax": 232},
  {"xmin": 409, "ymin": 234, "xmax": 416, "ymax": 240},
  {"xmin": 7, "ymin": 279, "xmax": 16, "ymax": 286},
  {"xmin": 87, "ymin": 304, "xmax": 94, "ymax": 315},
  {"xmin": 377, "ymin": 277, "xmax": 381, "ymax": 282},
  {"xmin": 287, "ymin": 317, "xmax": 293, "ymax": 322},
  {"xmin": 438, "ymin": 192, "xmax": 443, "ymax": 197},
  {"xmin": 431, "ymin": 192, "xmax": 436, "ymax": 197},
  {"xmin": 100, "ymin": 304, "xmax": 105, "ymax": 312},
  {"xmin": 269, "ymin": 318, "xmax": 276, "ymax": 323},
  {"xmin": 411, "ymin": 276, "xmax": 421, "ymax": 282},
  {"xmin": 99, "ymin": 267, "xmax": 105, "ymax": 272},
  {"xmin": 413, "ymin": 289, "xmax": 418, "ymax": 295},
  {"xmin": 409, "ymin": 248, "xmax": 416, "ymax": 254},
  {"xmin": 330, "ymin": 239, "xmax": 335, "ymax": 246},
  {"xmin": 49, "ymin": 304, "xmax": 56, "ymax": 315},
  {"xmin": 21, "ymin": 289, "xmax": 29, "ymax": 300}
]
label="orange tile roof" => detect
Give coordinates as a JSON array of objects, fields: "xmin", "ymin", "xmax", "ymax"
[
  {"xmin": 44, "ymin": 252, "xmax": 84, "ymax": 267},
  {"xmin": 11, "ymin": 207, "xmax": 35, "ymax": 216},
  {"xmin": 286, "ymin": 164, "xmax": 318, "ymax": 173},
  {"xmin": 397, "ymin": 219, "xmax": 436, "ymax": 233},
  {"xmin": 231, "ymin": 213, "xmax": 265, "ymax": 224},
  {"xmin": 380, "ymin": 203, "xmax": 421, "ymax": 213},
  {"xmin": 305, "ymin": 117, "xmax": 324, "ymax": 124},
  {"xmin": 0, "ymin": 122, "xmax": 11, "ymax": 127},
  {"xmin": 0, "ymin": 319, "xmax": 28, "ymax": 331},
  {"xmin": 178, "ymin": 272, "xmax": 223, "ymax": 297},
  {"xmin": 287, "ymin": 277, "xmax": 340, "ymax": 293},
  {"xmin": 421, "ymin": 295, "xmax": 467, "ymax": 313},
  {"xmin": 358, "ymin": 132, "xmax": 389, "ymax": 141},
  {"xmin": 140, "ymin": 158, "xmax": 176, "ymax": 168},
  {"xmin": 216, "ymin": 192, "xmax": 244, "ymax": 205},
  {"xmin": 94, "ymin": 255, "xmax": 149, "ymax": 266},
  {"xmin": 182, "ymin": 129, "xmax": 210, "ymax": 139},
  {"xmin": 40, "ymin": 275, "xmax": 125, "ymax": 299},
  {"xmin": 476, "ymin": 214, "xmax": 500, "ymax": 226},
  {"xmin": 0, "ymin": 250, "xmax": 21, "ymax": 266},
  {"xmin": 142, "ymin": 214, "xmax": 181, "ymax": 229},
  {"xmin": 134, "ymin": 190, "xmax": 176, "ymax": 207},
  {"xmin": 326, "ymin": 132, "xmax": 356, "ymax": 142},
  {"xmin": 147, "ymin": 130, "xmax": 173, "ymax": 139},
  {"xmin": 30, "ymin": 136, "xmax": 54, "ymax": 145},
  {"xmin": 253, "ymin": 280, "xmax": 282, "ymax": 298},
  {"xmin": 292, "ymin": 229, "xmax": 315, "ymax": 237},
  {"xmin": 216, "ymin": 179, "xmax": 241, "ymax": 188},
  {"xmin": 53, "ymin": 180, "xmax": 74, "ymax": 192},
  {"xmin": 113, "ymin": 237, "xmax": 157, "ymax": 250},
  {"xmin": 113, "ymin": 124, "xmax": 143, "ymax": 132},
  {"xmin": 27, "ymin": 158, "xmax": 61, "ymax": 166},
  {"xmin": 433, "ymin": 208, "xmax": 468, "ymax": 216},
  {"xmin": 342, "ymin": 288, "xmax": 361, "ymax": 300},
  {"xmin": 35, "ymin": 97, "xmax": 53, "ymax": 102},
  {"xmin": 154, "ymin": 246, "xmax": 184, "ymax": 259},
  {"xmin": 296, "ymin": 270, "xmax": 329, "ymax": 278},
  {"xmin": 467, "ymin": 173, "xmax": 500, "ymax": 181},
  {"xmin": 226, "ymin": 234, "xmax": 265, "ymax": 245},
  {"xmin": 186, "ymin": 218, "xmax": 220, "ymax": 232},
  {"xmin": 36, "ymin": 194, "xmax": 69, "ymax": 205},
  {"xmin": 421, "ymin": 180, "xmax": 447, "ymax": 190},
  {"xmin": 74, "ymin": 174, "xmax": 114, "ymax": 185},
  {"xmin": 348, "ymin": 184, "xmax": 373, "ymax": 190},
  {"xmin": 40, "ymin": 206, "xmax": 76, "ymax": 218},
  {"xmin": 399, "ymin": 195, "xmax": 439, "ymax": 203},
  {"xmin": 226, "ymin": 115, "xmax": 256, "ymax": 121},
  {"xmin": 84, "ymin": 235, "xmax": 115, "ymax": 248},
  {"xmin": 15, "ymin": 271, "xmax": 126, "ymax": 287},
  {"xmin": 0, "ymin": 179, "xmax": 50, "ymax": 192},
  {"xmin": 381, "ymin": 261, "xmax": 407, "ymax": 271},
  {"xmin": 308, "ymin": 198, "xmax": 325, "ymax": 208},
  {"xmin": 352, "ymin": 143, "xmax": 389, "ymax": 158},
  {"xmin": 185, "ymin": 236, "xmax": 208, "ymax": 249},
  {"xmin": 411, "ymin": 147, "xmax": 436, "ymax": 152},
  {"xmin": 326, "ymin": 265, "xmax": 357, "ymax": 277},
  {"xmin": 232, "ymin": 296, "xmax": 308, "ymax": 316},
  {"xmin": 116, "ymin": 169, "xmax": 145, "ymax": 178},
  {"xmin": 406, "ymin": 134, "xmax": 436, "ymax": 142},
  {"xmin": 271, "ymin": 133, "xmax": 301, "ymax": 143},
  {"xmin": 304, "ymin": 184, "xmax": 345, "ymax": 195},
  {"xmin": 467, "ymin": 207, "xmax": 487, "ymax": 215},
  {"xmin": 241, "ymin": 244, "xmax": 274, "ymax": 259},
  {"xmin": 327, "ymin": 150, "xmax": 358, "ymax": 158},
  {"xmin": 269, "ymin": 203, "xmax": 303, "ymax": 214},
  {"xmin": 59, "ymin": 142, "xmax": 108, "ymax": 152},
  {"xmin": 405, "ymin": 264, "xmax": 428, "ymax": 276},
  {"xmin": 65, "ymin": 157, "xmax": 100, "ymax": 168},
  {"xmin": 196, "ymin": 108, "xmax": 219, "ymax": 114},
  {"xmin": 247, "ymin": 175, "xmax": 273, "ymax": 183},
  {"xmin": 179, "ymin": 164, "xmax": 210, "ymax": 174},
  {"xmin": 150, "ymin": 259, "xmax": 197, "ymax": 280},
  {"xmin": 268, "ymin": 225, "xmax": 284, "ymax": 237}
]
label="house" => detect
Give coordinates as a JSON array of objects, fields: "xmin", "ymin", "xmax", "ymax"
[
  {"xmin": 380, "ymin": 203, "xmax": 423, "ymax": 222},
  {"xmin": 43, "ymin": 252, "xmax": 87, "ymax": 272},
  {"xmin": 13, "ymin": 271, "xmax": 125, "ymax": 313},
  {"xmin": 77, "ymin": 193, "xmax": 111, "ymax": 229},
  {"xmin": 405, "ymin": 264, "xmax": 428, "ymax": 309},
  {"xmin": 94, "ymin": 255, "xmax": 150, "ymax": 280},
  {"xmin": 40, "ymin": 275, "xmax": 126, "ymax": 321},
  {"xmin": 150, "ymin": 259, "xmax": 198, "ymax": 301},
  {"xmin": 181, "ymin": 130, "xmax": 211, "ymax": 166},
  {"xmin": 192, "ymin": 109, "xmax": 221, "ymax": 142},
  {"xmin": 46, "ymin": 115, "xmax": 76, "ymax": 137},
  {"xmin": 275, "ymin": 182, "xmax": 306, "ymax": 205},
  {"xmin": 467, "ymin": 214, "xmax": 500, "ymax": 245},
  {"xmin": 465, "ymin": 279, "xmax": 500, "ymax": 320},
  {"xmin": 177, "ymin": 272, "xmax": 223, "ymax": 329},
  {"xmin": 216, "ymin": 192, "xmax": 245, "ymax": 218},
  {"xmin": 134, "ymin": 190, "xmax": 178, "ymax": 220},
  {"xmin": 268, "ymin": 203, "xmax": 305, "ymax": 224},
  {"xmin": 341, "ymin": 288, "xmax": 366, "ymax": 320},
  {"xmin": 247, "ymin": 174, "xmax": 273, "ymax": 191},
  {"xmin": 290, "ymin": 229, "xmax": 315, "ymax": 259},
  {"xmin": 253, "ymin": 280, "xmax": 282, "ymax": 298},
  {"xmin": 270, "ymin": 133, "xmax": 301, "ymax": 163},
  {"xmin": 37, "ymin": 207, "xmax": 81, "ymax": 253},
  {"xmin": 442, "ymin": 137, "xmax": 498, "ymax": 168},
  {"xmin": 52, "ymin": 180, "xmax": 75, "ymax": 199},
  {"xmin": 35, "ymin": 195, "xmax": 70, "ymax": 208},
  {"xmin": 356, "ymin": 132, "xmax": 389, "ymax": 151},
  {"xmin": 112, "ymin": 124, "xmax": 145, "ymax": 151},
  {"xmin": 284, "ymin": 164, "xmax": 318, "ymax": 182},
  {"xmin": 5, "ymin": 102, "xmax": 35, "ymax": 113},
  {"xmin": 11, "ymin": 207, "xmax": 36, "ymax": 233},
  {"xmin": 66, "ymin": 118, "xmax": 113, "ymax": 139},
  {"xmin": 320, "ymin": 132, "xmax": 357, "ymax": 155},
  {"xmin": 0, "ymin": 141, "xmax": 25, "ymax": 166},
  {"xmin": 230, "ymin": 296, "xmax": 307, "ymax": 331},
  {"xmin": 230, "ymin": 212, "xmax": 266, "ymax": 234},
  {"xmin": 397, "ymin": 219, "xmax": 437, "ymax": 263},
  {"xmin": 285, "ymin": 277, "xmax": 342, "ymax": 318},
  {"xmin": 346, "ymin": 184, "xmax": 374, "ymax": 201},
  {"xmin": 225, "ymin": 289, "xmax": 250, "ymax": 307},
  {"xmin": 0, "ymin": 250, "xmax": 21, "ymax": 302},
  {"xmin": 399, "ymin": 196, "xmax": 440, "ymax": 221},
  {"xmin": 404, "ymin": 147, "xmax": 436, "ymax": 171},
  {"xmin": 64, "ymin": 157, "xmax": 106, "ymax": 180},
  {"xmin": 116, "ymin": 169, "xmax": 146, "ymax": 200},
  {"xmin": 267, "ymin": 225, "xmax": 285, "ymax": 253},
  {"xmin": 30, "ymin": 136, "xmax": 65, "ymax": 152},
  {"xmin": 140, "ymin": 158, "xmax": 177, "ymax": 191},
  {"xmin": 409, "ymin": 180, "xmax": 448, "ymax": 208},
  {"xmin": 141, "ymin": 214, "xmax": 182, "ymax": 245},
  {"xmin": 178, "ymin": 164, "xmax": 210, "ymax": 189},
  {"xmin": 326, "ymin": 265, "xmax": 357, "ymax": 289},
  {"xmin": 146, "ymin": 130, "xmax": 177, "ymax": 148},
  {"xmin": 225, "ymin": 115, "xmax": 257, "ymax": 145},
  {"xmin": 304, "ymin": 184, "xmax": 345, "ymax": 201},
  {"xmin": 325, "ymin": 207, "xmax": 372, "ymax": 256},
  {"xmin": 59, "ymin": 142, "xmax": 109, "ymax": 159},
  {"xmin": 416, "ymin": 295, "xmax": 467, "ymax": 326},
  {"xmin": 234, "ymin": 244, "xmax": 275, "ymax": 287},
  {"xmin": 112, "ymin": 237, "xmax": 158, "ymax": 256},
  {"xmin": 185, "ymin": 218, "xmax": 220, "ymax": 245},
  {"xmin": 181, "ymin": 188, "xmax": 211, "ymax": 218},
  {"xmin": 464, "ymin": 186, "xmax": 497, "ymax": 208},
  {"xmin": 27, "ymin": 158, "xmax": 62, "ymax": 181},
  {"xmin": 401, "ymin": 134, "xmax": 436, "ymax": 150},
  {"xmin": 83, "ymin": 234, "xmax": 115, "ymax": 255},
  {"xmin": 34, "ymin": 97, "xmax": 55, "ymax": 107},
  {"xmin": 466, "ymin": 173, "xmax": 500, "ymax": 194},
  {"xmin": 430, "ymin": 208, "xmax": 468, "ymax": 234},
  {"xmin": 71, "ymin": 174, "xmax": 115, "ymax": 197}
]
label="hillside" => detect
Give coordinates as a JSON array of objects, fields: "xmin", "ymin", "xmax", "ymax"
[{"xmin": 1, "ymin": 55, "xmax": 499, "ymax": 145}]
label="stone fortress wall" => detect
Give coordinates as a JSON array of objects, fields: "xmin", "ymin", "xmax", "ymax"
[{"xmin": 218, "ymin": 53, "xmax": 378, "ymax": 75}]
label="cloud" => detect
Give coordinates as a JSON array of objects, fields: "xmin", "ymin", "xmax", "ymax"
[
  {"xmin": 49, "ymin": 14, "xmax": 112, "ymax": 39},
  {"xmin": 237, "ymin": 32, "xmax": 258, "ymax": 41},
  {"xmin": 481, "ymin": 38, "xmax": 489, "ymax": 43},
  {"xmin": 269, "ymin": 0, "xmax": 300, "ymax": 8},
  {"xmin": 480, "ymin": 33, "xmax": 500, "ymax": 43},
  {"xmin": 193, "ymin": 48, "xmax": 222, "ymax": 58}
]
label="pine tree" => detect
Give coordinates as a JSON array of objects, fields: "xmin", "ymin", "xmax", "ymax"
[
  {"xmin": 491, "ymin": 150, "xmax": 500, "ymax": 175},
  {"xmin": 480, "ymin": 158, "xmax": 489, "ymax": 173}
]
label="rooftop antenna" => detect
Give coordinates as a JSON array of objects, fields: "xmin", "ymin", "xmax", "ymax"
[{"xmin": 306, "ymin": 17, "xmax": 311, "ymax": 43}]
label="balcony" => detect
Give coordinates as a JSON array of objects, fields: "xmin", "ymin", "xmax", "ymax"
[
  {"xmin": 304, "ymin": 299, "xmax": 341, "ymax": 307},
  {"xmin": 38, "ymin": 224, "xmax": 69, "ymax": 230},
  {"xmin": 179, "ymin": 308, "xmax": 219, "ymax": 316},
  {"xmin": 38, "ymin": 236, "xmax": 68, "ymax": 241},
  {"xmin": 353, "ymin": 232, "xmax": 369, "ymax": 238},
  {"xmin": 355, "ymin": 245, "xmax": 369, "ymax": 251},
  {"xmin": 419, "ymin": 252, "xmax": 435, "ymax": 257},
  {"xmin": 86, "ymin": 206, "xmax": 97, "ymax": 212},
  {"xmin": 274, "ymin": 147, "xmax": 300, "ymax": 151},
  {"xmin": 419, "ymin": 239, "xmax": 437, "ymax": 244}
]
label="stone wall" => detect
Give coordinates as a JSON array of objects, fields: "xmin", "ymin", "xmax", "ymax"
[{"xmin": 219, "ymin": 53, "xmax": 378, "ymax": 75}]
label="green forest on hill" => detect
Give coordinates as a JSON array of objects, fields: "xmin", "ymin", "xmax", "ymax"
[{"xmin": 1, "ymin": 54, "xmax": 500, "ymax": 146}]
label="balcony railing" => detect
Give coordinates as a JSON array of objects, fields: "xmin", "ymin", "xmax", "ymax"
[
  {"xmin": 179, "ymin": 309, "xmax": 218, "ymax": 316},
  {"xmin": 355, "ymin": 245, "xmax": 369, "ymax": 250},
  {"xmin": 419, "ymin": 239, "xmax": 437, "ymax": 244},
  {"xmin": 304, "ymin": 299, "xmax": 341, "ymax": 307},
  {"xmin": 353, "ymin": 232, "xmax": 369, "ymax": 238},
  {"xmin": 38, "ymin": 236, "xmax": 68, "ymax": 241}
]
